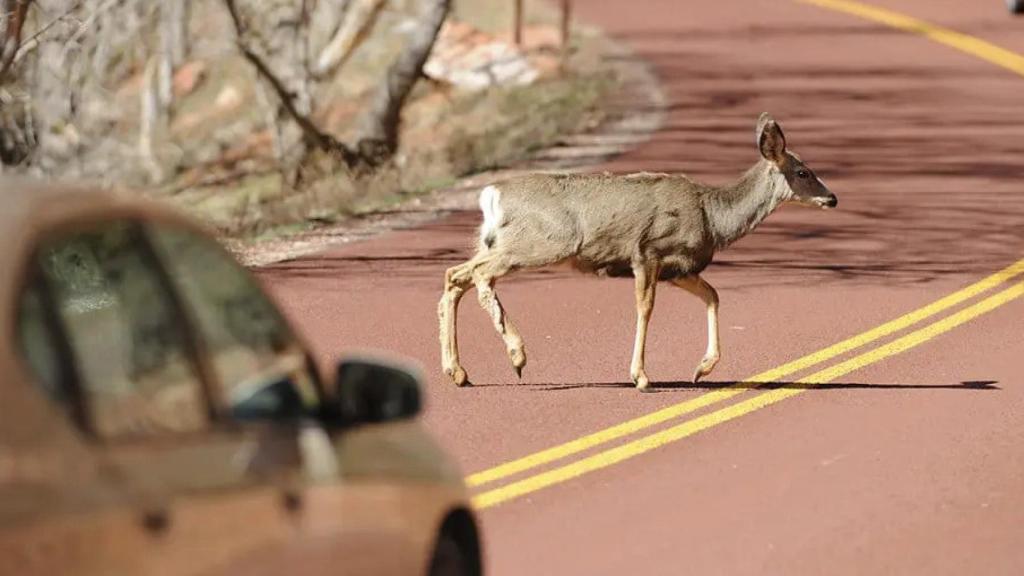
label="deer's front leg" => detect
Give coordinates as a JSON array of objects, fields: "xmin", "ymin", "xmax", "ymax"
[
  {"xmin": 673, "ymin": 274, "xmax": 720, "ymax": 383},
  {"xmin": 630, "ymin": 261, "xmax": 660, "ymax": 391}
]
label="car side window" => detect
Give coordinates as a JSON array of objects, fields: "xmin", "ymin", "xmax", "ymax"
[
  {"xmin": 16, "ymin": 281, "xmax": 68, "ymax": 405},
  {"xmin": 33, "ymin": 221, "xmax": 208, "ymax": 439},
  {"xmin": 146, "ymin": 225, "xmax": 320, "ymax": 422}
]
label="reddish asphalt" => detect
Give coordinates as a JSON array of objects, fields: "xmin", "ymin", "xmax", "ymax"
[{"xmin": 260, "ymin": 1, "xmax": 1024, "ymax": 574}]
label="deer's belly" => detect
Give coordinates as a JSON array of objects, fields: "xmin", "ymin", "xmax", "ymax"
[
  {"xmin": 568, "ymin": 253, "xmax": 711, "ymax": 280},
  {"xmin": 658, "ymin": 263, "xmax": 706, "ymax": 280},
  {"xmin": 569, "ymin": 258, "xmax": 634, "ymax": 278}
]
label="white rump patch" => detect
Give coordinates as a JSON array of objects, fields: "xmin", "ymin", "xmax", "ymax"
[{"xmin": 479, "ymin": 185, "xmax": 503, "ymax": 246}]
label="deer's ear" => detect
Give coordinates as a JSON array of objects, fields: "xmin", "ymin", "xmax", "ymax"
[{"xmin": 757, "ymin": 114, "xmax": 786, "ymax": 164}]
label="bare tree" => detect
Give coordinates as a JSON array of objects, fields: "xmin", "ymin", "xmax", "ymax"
[
  {"xmin": 224, "ymin": 0, "xmax": 449, "ymax": 178},
  {"xmin": 223, "ymin": 0, "xmax": 358, "ymax": 182},
  {"xmin": 0, "ymin": 0, "xmax": 33, "ymax": 167},
  {"xmin": 3, "ymin": 0, "xmax": 450, "ymax": 186},
  {"xmin": 356, "ymin": 0, "xmax": 449, "ymax": 157},
  {"xmin": 0, "ymin": 0, "xmax": 33, "ymax": 85},
  {"xmin": 0, "ymin": 0, "xmax": 191, "ymax": 180}
]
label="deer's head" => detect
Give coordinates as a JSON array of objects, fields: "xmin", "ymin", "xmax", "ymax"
[{"xmin": 757, "ymin": 113, "xmax": 837, "ymax": 209}]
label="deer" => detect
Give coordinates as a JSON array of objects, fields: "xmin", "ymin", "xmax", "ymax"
[{"xmin": 437, "ymin": 113, "xmax": 837, "ymax": 391}]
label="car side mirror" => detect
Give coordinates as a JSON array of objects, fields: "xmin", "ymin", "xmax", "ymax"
[{"xmin": 333, "ymin": 356, "xmax": 422, "ymax": 426}]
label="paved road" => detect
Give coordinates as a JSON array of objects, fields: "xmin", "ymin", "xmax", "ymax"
[{"xmin": 260, "ymin": 1, "xmax": 1024, "ymax": 574}]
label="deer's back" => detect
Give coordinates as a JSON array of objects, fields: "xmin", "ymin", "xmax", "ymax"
[{"xmin": 490, "ymin": 173, "xmax": 715, "ymax": 278}]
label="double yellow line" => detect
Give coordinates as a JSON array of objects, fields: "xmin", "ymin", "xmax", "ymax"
[
  {"xmin": 797, "ymin": 0, "xmax": 1024, "ymax": 77},
  {"xmin": 469, "ymin": 260, "xmax": 1024, "ymax": 508},
  {"xmin": 465, "ymin": 0, "xmax": 1024, "ymax": 510}
]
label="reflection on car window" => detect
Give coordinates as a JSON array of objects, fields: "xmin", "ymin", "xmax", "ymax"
[
  {"xmin": 37, "ymin": 221, "xmax": 207, "ymax": 438},
  {"xmin": 148, "ymin": 225, "xmax": 319, "ymax": 422},
  {"xmin": 17, "ymin": 282, "xmax": 66, "ymax": 405}
]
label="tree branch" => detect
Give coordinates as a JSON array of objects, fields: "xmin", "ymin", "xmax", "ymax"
[
  {"xmin": 0, "ymin": 0, "xmax": 32, "ymax": 84},
  {"xmin": 11, "ymin": 0, "xmax": 82, "ymax": 65},
  {"xmin": 223, "ymin": 0, "xmax": 358, "ymax": 167},
  {"xmin": 313, "ymin": 0, "xmax": 384, "ymax": 77},
  {"xmin": 357, "ymin": 0, "xmax": 449, "ymax": 157}
]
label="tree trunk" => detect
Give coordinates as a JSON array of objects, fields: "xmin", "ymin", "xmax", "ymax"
[
  {"xmin": 224, "ymin": 0, "xmax": 365, "ymax": 182},
  {"xmin": 313, "ymin": 0, "xmax": 383, "ymax": 77},
  {"xmin": 356, "ymin": 0, "xmax": 449, "ymax": 160},
  {"xmin": 139, "ymin": 55, "xmax": 164, "ymax": 182},
  {"xmin": 161, "ymin": 0, "xmax": 189, "ymax": 67},
  {"xmin": 0, "ymin": 0, "xmax": 33, "ymax": 85},
  {"xmin": 158, "ymin": 0, "xmax": 189, "ymax": 108},
  {"xmin": 3, "ymin": 0, "xmax": 193, "ymax": 179},
  {"xmin": 513, "ymin": 0, "xmax": 523, "ymax": 45}
]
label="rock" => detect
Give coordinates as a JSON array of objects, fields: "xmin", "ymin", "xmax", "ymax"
[{"xmin": 424, "ymin": 20, "xmax": 541, "ymax": 91}]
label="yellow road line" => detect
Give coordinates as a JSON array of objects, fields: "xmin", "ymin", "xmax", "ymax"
[
  {"xmin": 465, "ymin": 258, "xmax": 1024, "ymax": 488},
  {"xmin": 797, "ymin": 0, "xmax": 1024, "ymax": 77},
  {"xmin": 474, "ymin": 281, "xmax": 1024, "ymax": 509}
]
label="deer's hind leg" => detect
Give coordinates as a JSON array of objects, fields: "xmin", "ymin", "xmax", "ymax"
[
  {"xmin": 438, "ymin": 252, "xmax": 527, "ymax": 385},
  {"xmin": 439, "ymin": 259, "xmax": 477, "ymax": 386},
  {"xmin": 672, "ymin": 274, "xmax": 720, "ymax": 383},
  {"xmin": 472, "ymin": 258, "xmax": 527, "ymax": 378}
]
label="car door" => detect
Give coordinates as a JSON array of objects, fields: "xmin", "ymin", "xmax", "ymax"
[
  {"xmin": 145, "ymin": 220, "xmax": 384, "ymax": 575},
  {"xmin": 145, "ymin": 221, "xmax": 430, "ymax": 576},
  {"xmin": 2, "ymin": 275, "xmax": 154, "ymax": 576},
  {"xmin": 19, "ymin": 218, "xmax": 320, "ymax": 576}
]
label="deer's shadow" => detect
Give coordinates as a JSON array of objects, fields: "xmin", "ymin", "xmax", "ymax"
[{"xmin": 518, "ymin": 380, "xmax": 999, "ymax": 393}]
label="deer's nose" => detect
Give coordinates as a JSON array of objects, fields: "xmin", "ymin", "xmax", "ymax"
[{"xmin": 824, "ymin": 195, "xmax": 838, "ymax": 208}]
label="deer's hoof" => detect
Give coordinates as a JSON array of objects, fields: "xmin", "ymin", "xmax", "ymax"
[
  {"xmin": 633, "ymin": 372, "xmax": 651, "ymax": 392},
  {"xmin": 692, "ymin": 355, "xmax": 720, "ymax": 384},
  {"xmin": 692, "ymin": 366, "xmax": 706, "ymax": 384},
  {"xmin": 448, "ymin": 367, "xmax": 470, "ymax": 387},
  {"xmin": 509, "ymin": 347, "xmax": 527, "ymax": 379}
]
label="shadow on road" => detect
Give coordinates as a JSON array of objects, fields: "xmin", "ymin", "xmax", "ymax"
[
  {"xmin": 595, "ymin": 20, "xmax": 1024, "ymax": 290},
  {"xmin": 521, "ymin": 380, "xmax": 999, "ymax": 392},
  {"xmin": 259, "ymin": 18, "xmax": 1024, "ymax": 291}
]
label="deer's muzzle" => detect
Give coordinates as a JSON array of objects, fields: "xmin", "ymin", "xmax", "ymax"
[{"xmin": 814, "ymin": 194, "xmax": 838, "ymax": 209}]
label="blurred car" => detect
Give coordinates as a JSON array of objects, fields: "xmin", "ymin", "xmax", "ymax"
[{"xmin": 0, "ymin": 179, "xmax": 481, "ymax": 576}]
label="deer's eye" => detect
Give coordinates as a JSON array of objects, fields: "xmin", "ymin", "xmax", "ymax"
[{"xmin": 796, "ymin": 170, "xmax": 811, "ymax": 179}]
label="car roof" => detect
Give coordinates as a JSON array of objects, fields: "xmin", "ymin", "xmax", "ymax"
[
  {"xmin": 1, "ymin": 175, "xmax": 213, "ymax": 304},
  {"xmin": 1, "ymin": 176, "xmax": 190, "ymax": 238}
]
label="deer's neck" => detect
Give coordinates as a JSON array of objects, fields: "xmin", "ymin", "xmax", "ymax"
[{"xmin": 704, "ymin": 160, "xmax": 788, "ymax": 248}]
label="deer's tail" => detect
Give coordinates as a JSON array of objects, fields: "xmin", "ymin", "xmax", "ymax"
[{"xmin": 478, "ymin": 184, "xmax": 503, "ymax": 250}]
